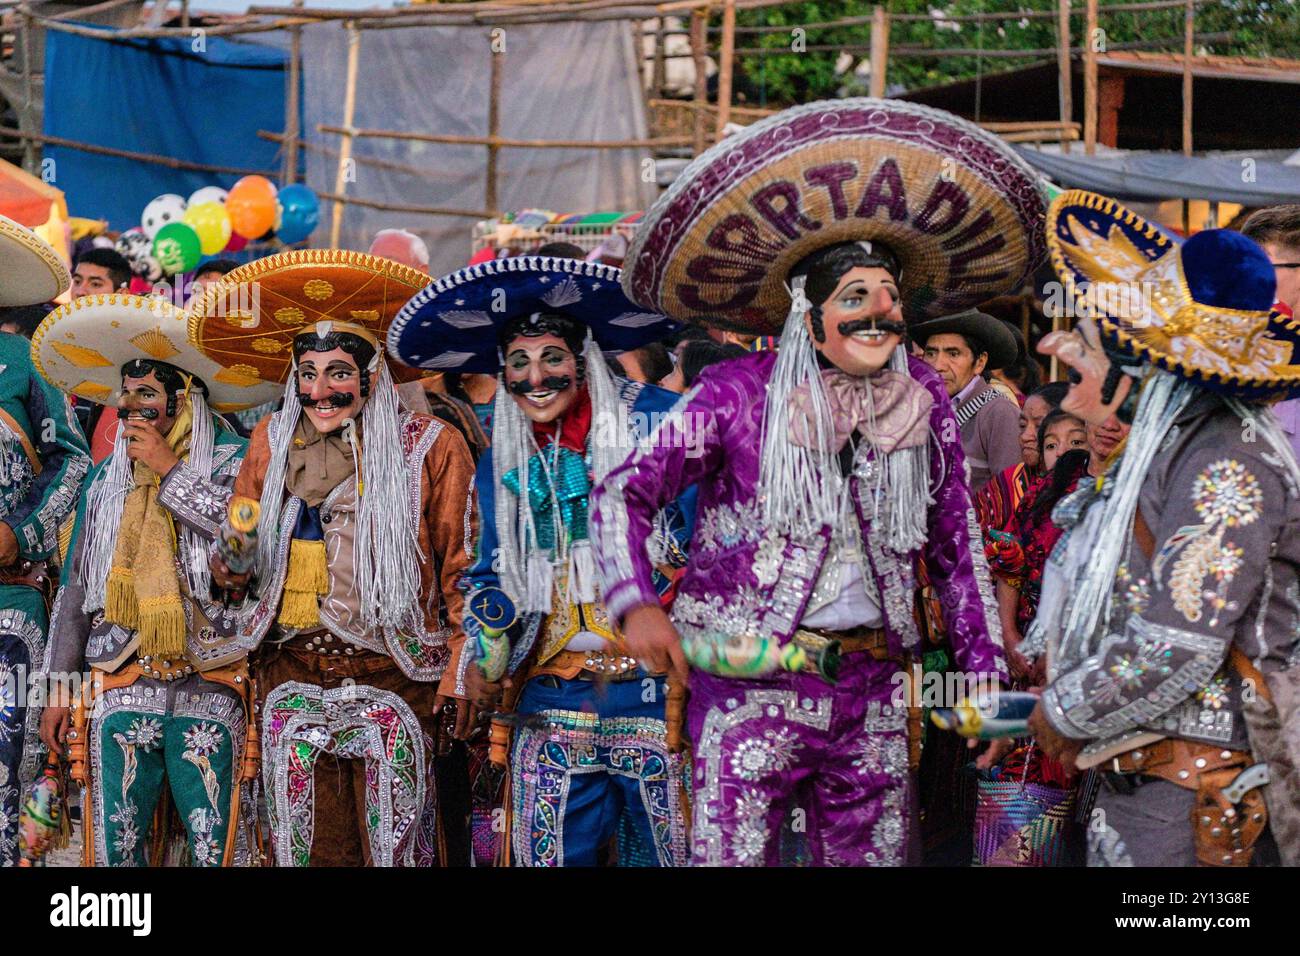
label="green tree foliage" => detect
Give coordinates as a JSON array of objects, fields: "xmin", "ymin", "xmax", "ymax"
[{"xmin": 730, "ymin": 0, "xmax": 1300, "ymax": 107}]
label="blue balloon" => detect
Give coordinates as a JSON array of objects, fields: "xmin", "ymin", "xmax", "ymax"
[{"xmin": 276, "ymin": 184, "xmax": 320, "ymax": 245}]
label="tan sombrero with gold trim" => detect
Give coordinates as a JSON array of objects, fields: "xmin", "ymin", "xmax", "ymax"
[
  {"xmin": 187, "ymin": 249, "xmax": 430, "ymax": 384},
  {"xmin": 32, "ymin": 294, "xmax": 281, "ymax": 412},
  {"xmin": 0, "ymin": 213, "xmax": 70, "ymax": 306}
]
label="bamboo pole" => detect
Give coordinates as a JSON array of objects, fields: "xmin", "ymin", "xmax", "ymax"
[
  {"xmin": 1083, "ymin": 0, "xmax": 1098, "ymax": 155},
  {"xmin": 1057, "ymin": 0, "xmax": 1072, "ymax": 154},
  {"xmin": 283, "ymin": 0, "xmax": 304, "ymax": 184},
  {"xmin": 690, "ymin": 7, "xmax": 708, "ymax": 155},
  {"xmin": 714, "ymin": 0, "xmax": 735, "ymax": 138},
  {"xmin": 1182, "ymin": 0, "xmax": 1193, "ymax": 156},
  {"xmin": 329, "ymin": 21, "xmax": 361, "ymax": 248},
  {"xmin": 260, "ymin": 130, "xmax": 470, "ymax": 181},
  {"xmin": 0, "ymin": 129, "xmax": 277, "ymax": 176},
  {"xmin": 652, "ymin": 16, "xmax": 667, "ymax": 97},
  {"xmin": 869, "ymin": 5, "xmax": 889, "ymax": 97},
  {"xmin": 723, "ymin": 34, "xmax": 1228, "ymax": 58},
  {"xmin": 19, "ymin": 10, "xmax": 34, "ymax": 173},
  {"xmin": 693, "ymin": 0, "xmax": 1203, "ymax": 32},
  {"xmin": 28, "ymin": 11, "xmax": 318, "ymax": 38},
  {"xmin": 486, "ymin": 39, "xmax": 503, "ymax": 215},
  {"xmin": 50, "ymin": 0, "xmax": 140, "ymax": 20},
  {"xmin": 317, "ymin": 124, "xmax": 691, "ymax": 149},
  {"xmin": 317, "ymin": 190, "xmax": 493, "ymax": 219}
]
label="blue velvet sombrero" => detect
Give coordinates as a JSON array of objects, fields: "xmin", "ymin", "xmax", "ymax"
[
  {"xmin": 1048, "ymin": 189, "xmax": 1300, "ymax": 401},
  {"xmin": 388, "ymin": 257, "xmax": 679, "ymax": 374}
]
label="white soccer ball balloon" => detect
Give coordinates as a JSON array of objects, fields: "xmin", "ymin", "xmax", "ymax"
[{"xmin": 141, "ymin": 194, "xmax": 188, "ymax": 240}]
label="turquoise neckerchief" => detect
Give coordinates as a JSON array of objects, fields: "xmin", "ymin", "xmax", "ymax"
[{"xmin": 502, "ymin": 442, "xmax": 590, "ymax": 550}]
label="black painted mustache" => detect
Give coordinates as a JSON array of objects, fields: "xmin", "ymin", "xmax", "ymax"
[
  {"xmin": 837, "ymin": 318, "xmax": 906, "ymax": 338},
  {"xmin": 117, "ymin": 407, "xmax": 160, "ymax": 420},
  {"xmin": 506, "ymin": 376, "xmax": 572, "ymax": 397},
  {"xmin": 297, "ymin": 391, "xmax": 356, "ymax": 409}
]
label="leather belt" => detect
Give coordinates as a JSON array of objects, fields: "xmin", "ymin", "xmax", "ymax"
[
  {"xmin": 532, "ymin": 649, "xmax": 644, "ymax": 682},
  {"xmin": 291, "ymin": 629, "xmax": 360, "ymax": 657},
  {"xmin": 794, "ymin": 625, "xmax": 890, "ymax": 660},
  {"xmin": 1105, "ymin": 737, "xmax": 1249, "ymax": 790}
]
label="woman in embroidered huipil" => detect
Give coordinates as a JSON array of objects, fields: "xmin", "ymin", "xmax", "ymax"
[
  {"xmin": 588, "ymin": 98, "xmax": 1052, "ymax": 866},
  {"xmin": 388, "ymin": 257, "xmax": 694, "ymax": 867}
]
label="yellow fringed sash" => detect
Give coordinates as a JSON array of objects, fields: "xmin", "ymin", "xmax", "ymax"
[
  {"xmin": 277, "ymin": 536, "xmax": 329, "ymax": 629},
  {"xmin": 102, "ymin": 404, "xmax": 192, "ymax": 659}
]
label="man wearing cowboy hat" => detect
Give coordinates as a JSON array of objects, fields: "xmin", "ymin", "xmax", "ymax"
[
  {"xmin": 1024, "ymin": 190, "xmax": 1300, "ymax": 867},
  {"xmin": 34, "ymin": 293, "xmax": 276, "ymax": 866},
  {"xmin": 0, "ymin": 218, "xmax": 89, "ymax": 867},
  {"xmin": 388, "ymin": 255, "xmax": 694, "ymax": 867},
  {"xmin": 913, "ymin": 309, "xmax": 1023, "ymax": 494},
  {"xmin": 590, "ymin": 98, "xmax": 1035, "ymax": 866},
  {"xmin": 197, "ymin": 250, "xmax": 478, "ymax": 867}
]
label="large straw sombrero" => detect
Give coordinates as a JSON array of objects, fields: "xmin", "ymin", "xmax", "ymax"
[
  {"xmin": 0, "ymin": 214, "xmax": 70, "ymax": 305},
  {"xmin": 188, "ymin": 249, "xmax": 430, "ymax": 384},
  {"xmin": 388, "ymin": 256, "xmax": 677, "ymax": 374},
  {"xmin": 32, "ymin": 294, "xmax": 281, "ymax": 412},
  {"xmin": 623, "ymin": 98, "xmax": 1049, "ymax": 335},
  {"xmin": 1047, "ymin": 189, "xmax": 1300, "ymax": 401}
]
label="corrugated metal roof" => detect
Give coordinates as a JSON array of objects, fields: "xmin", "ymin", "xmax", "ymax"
[{"xmin": 1097, "ymin": 51, "xmax": 1300, "ymax": 84}]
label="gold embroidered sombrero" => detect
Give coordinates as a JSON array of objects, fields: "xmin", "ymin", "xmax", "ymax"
[
  {"xmin": 0, "ymin": 213, "xmax": 70, "ymax": 305},
  {"xmin": 187, "ymin": 249, "xmax": 430, "ymax": 384},
  {"xmin": 31, "ymin": 294, "xmax": 281, "ymax": 412},
  {"xmin": 1047, "ymin": 189, "xmax": 1300, "ymax": 401},
  {"xmin": 622, "ymin": 98, "xmax": 1050, "ymax": 335}
]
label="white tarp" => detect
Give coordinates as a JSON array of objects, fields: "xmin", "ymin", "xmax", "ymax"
[{"xmin": 270, "ymin": 20, "xmax": 657, "ymax": 276}]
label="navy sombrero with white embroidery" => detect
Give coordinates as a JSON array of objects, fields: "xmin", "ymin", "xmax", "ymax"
[{"xmin": 388, "ymin": 256, "xmax": 679, "ymax": 374}]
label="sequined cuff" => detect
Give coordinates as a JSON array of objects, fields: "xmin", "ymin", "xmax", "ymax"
[{"xmin": 603, "ymin": 578, "xmax": 660, "ymax": 625}]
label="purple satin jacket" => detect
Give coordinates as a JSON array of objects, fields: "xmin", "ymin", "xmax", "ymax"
[{"xmin": 591, "ymin": 350, "xmax": 1007, "ymax": 682}]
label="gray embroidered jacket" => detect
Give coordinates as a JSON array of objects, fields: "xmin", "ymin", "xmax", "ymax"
[
  {"xmin": 46, "ymin": 430, "xmax": 247, "ymax": 677},
  {"xmin": 1042, "ymin": 393, "xmax": 1300, "ymax": 753}
]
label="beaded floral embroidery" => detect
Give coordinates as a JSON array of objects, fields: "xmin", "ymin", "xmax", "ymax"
[{"xmin": 1153, "ymin": 458, "xmax": 1261, "ymax": 626}]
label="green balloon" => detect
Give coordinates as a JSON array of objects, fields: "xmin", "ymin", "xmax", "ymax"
[{"xmin": 152, "ymin": 221, "xmax": 202, "ymax": 275}]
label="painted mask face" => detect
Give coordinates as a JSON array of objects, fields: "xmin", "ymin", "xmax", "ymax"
[
  {"xmin": 1038, "ymin": 317, "xmax": 1133, "ymax": 426},
  {"xmin": 118, "ymin": 370, "xmax": 177, "ymax": 436},
  {"xmin": 296, "ymin": 347, "xmax": 367, "ymax": 433},
  {"xmin": 503, "ymin": 332, "xmax": 580, "ymax": 424},
  {"xmin": 808, "ymin": 265, "xmax": 903, "ymax": 377}
]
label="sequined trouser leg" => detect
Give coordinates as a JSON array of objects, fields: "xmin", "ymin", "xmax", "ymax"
[
  {"xmin": 87, "ymin": 677, "xmax": 245, "ymax": 866},
  {"xmin": 0, "ymin": 591, "xmax": 47, "ymax": 868},
  {"xmin": 510, "ymin": 672, "xmax": 689, "ymax": 867},
  {"xmin": 256, "ymin": 644, "xmax": 440, "ymax": 867},
  {"xmin": 686, "ymin": 654, "xmax": 911, "ymax": 867}
]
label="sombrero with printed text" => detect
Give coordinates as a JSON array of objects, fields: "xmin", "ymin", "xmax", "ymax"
[{"xmin": 622, "ymin": 98, "xmax": 1050, "ymax": 335}]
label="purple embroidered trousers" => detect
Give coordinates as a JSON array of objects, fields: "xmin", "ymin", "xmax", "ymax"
[{"xmin": 686, "ymin": 653, "xmax": 912, "ymax": 867}]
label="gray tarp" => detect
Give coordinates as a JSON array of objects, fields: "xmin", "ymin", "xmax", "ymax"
[
  {"xmin": 266, "ymin": 21, "xmax": 657, "ymax": 276},
  {"xmin": 1017, "ymin": 146, "xmax": 1300, "ymax": 206}
]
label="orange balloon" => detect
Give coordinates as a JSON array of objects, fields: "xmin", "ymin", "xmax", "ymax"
[{"xmin": 227, "ymin": 175, "xmax": 278, "ymax": 239}]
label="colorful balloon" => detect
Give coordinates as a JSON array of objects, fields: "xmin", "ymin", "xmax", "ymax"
[
  {"xmin": 275, "ymin": 184, "xmax": 320, "ymax": 245},
  {"xmin": 182, "ymin": 201, "xmax": 232, "ymax": 256},
  {"xmin": 188, "ymin": 186, "xmax": 229, "ymax": 207},
  {"xmin": 152, "ymin": 222, "xmax": 202, "ymax": 275},
  {"xmin": 142, "ymin": 194, "xmax": 187, "ymax": 240},
  {"xmin": 226, "ymin": 175, "xmax": 278, "ymax": 239},
  {"xmin": 224, "ymin": 231, "xmax": 249, "ymax": 253}
]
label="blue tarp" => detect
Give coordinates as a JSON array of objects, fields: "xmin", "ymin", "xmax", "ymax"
[
  {"xmin": 1018, "ymin": 147, "xmax": 1300, "ymax": 206},
  {"xmin": 43, "ymin": 25, "xmax": 297, "ymax": 231}
]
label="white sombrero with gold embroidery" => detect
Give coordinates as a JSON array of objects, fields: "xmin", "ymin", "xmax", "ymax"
[
  {"xmin": 0, "ymin": 213, "xmax": 70, "ymax": 305},
  {"xmin": 31, "ymin": 294, "xmax": 280, "ymax": 412}
]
